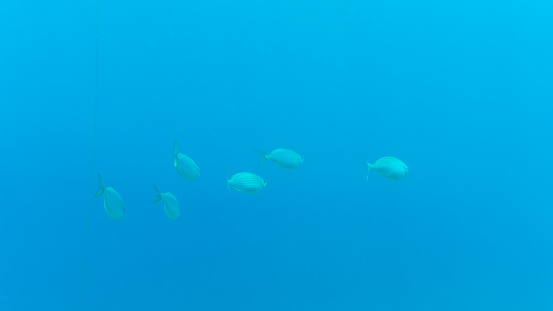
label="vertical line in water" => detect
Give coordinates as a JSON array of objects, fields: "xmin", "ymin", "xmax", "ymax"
[{"xmin": 79, "ymin": 0, "xmax": 99, "ymax": 309}]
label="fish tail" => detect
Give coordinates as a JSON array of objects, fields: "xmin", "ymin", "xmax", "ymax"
[
  {"xmin": 95, "ymin": 174, "xmax": 105, "ymax": 197},
  {"xmin": 366, "ymin": 161, "xmax": 373, "ymax": 181},
  {"xmin": 173, "ymin": 141, "xmax": 178, "ymax": 167},
  {"xmin": 254, "ymin": 149, "xmax": 268, "ymax": 166},
  {"xmin": 152, "ymin": 184, "xmax": 162, "ymax": 204},
  {"xmin": 224, "ymin": 168, "xmax": 231, "ymax": 192}
]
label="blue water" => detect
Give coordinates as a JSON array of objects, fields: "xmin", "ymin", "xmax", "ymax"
[{"xmin": 1, "ymin": 0, "xmax": 553, "ymax": 310}]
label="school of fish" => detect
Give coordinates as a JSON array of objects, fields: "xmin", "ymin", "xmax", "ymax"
[{"xmin": 96, "ymin": 141, "xmax": 408, "ymax": 219}]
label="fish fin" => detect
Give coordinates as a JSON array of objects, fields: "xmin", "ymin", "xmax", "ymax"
[
  {"xmin": 254, "ymin": 149, "xmax": 268, "ymax": 166},
  {"xmin": 224, "ymin": 168, "xmax": 231, "ymax": 192},
  {"xmin": 366, "ymin": 161, "xmax": 373, "ymax": 181},
  {"xmin": 95, "ymin": 174, "xmax": 105, "ymax": 197},
  {"xmin": 153, "ymin": 184, "xmax": 162, "ymax": 204},
  {"xmin": 173, "ymin": 141, "xmax": 178, "ymax": 167}
]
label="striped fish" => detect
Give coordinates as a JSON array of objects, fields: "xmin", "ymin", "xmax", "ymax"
[
  {"xmin": 227, "ymin": 172, "xmax": 267, "ymax": 194},
  {"xmin": 153, "ymin": 184, "xmax": 180, "ymax": 220},
  {"xmin": 95, "ymin": 174, "xmax": 125, "ymax": 219},
  {"xmin": 367, "ymin": 156, "xmax": 408, "ymax": 181},
  {"xmin": 254, "ymin": 148, "xmax": 304, "ymax": 169},
  {"xmin": 173, "ymin": 141, "xmax": 200, "ymax": 180}
]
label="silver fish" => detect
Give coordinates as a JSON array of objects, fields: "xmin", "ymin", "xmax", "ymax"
[
  {"xmin": 227, "ymin": 172, "xmax": 267, "ymax": 194},
  {"xmin": 367, "ymin": 156, "xmax": 408, "ymax": 181},
  {"xmin": 254, "ymin": 148, "xmax": 304, "ymax": 169},
  {"xmin": 153, "ymin": 184, "xmax": 180, "ymax": 220},
  {"xmin": 95, "ymin": 174, "xmax": 125, "ymax": 219},
  {"xmin": 173, "ymin": 141, "xmax": 200, "ymax": 180}
]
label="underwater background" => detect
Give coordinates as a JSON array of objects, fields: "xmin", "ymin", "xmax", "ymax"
[{"xmin": 1, "ymin": 0, "xmax": 553, "ymax": 310}]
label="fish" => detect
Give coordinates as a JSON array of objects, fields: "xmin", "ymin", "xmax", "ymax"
[
  {"xmin": 153, "ymin": 184, "xmax": 180, "ymax": 220},
  {"xmin": 227, "ymin": 171, "xmax": 267, "ymax": 194},
  {"xmin": 95, "ymin": 174, "xmax": 125, "ymax": 219},
  {"xmin": 173, "ymin": 140, "xmax": 200, "ymax": 180},
  {"xmin": 254, "ymin": 148, "xmax": 304, "ymax": 169},
  {"xmin": 366, "ymin": 156, "xmax": 408, "ymax": 181}
]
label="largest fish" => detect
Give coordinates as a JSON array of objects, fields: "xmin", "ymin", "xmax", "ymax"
[{"xmin": 366, "ymin": 156, "xmax": 408, "ymax": 181}]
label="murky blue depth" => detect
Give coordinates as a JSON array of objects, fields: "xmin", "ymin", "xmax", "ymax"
[{"xmin": 1, "ymin": 1, "xmax": 552, "ymax": 310}]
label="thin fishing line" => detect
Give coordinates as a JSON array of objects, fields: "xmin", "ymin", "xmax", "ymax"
[{"xmin": 79, "ymin": 0, "xmax": 99, "ymax": 309}]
